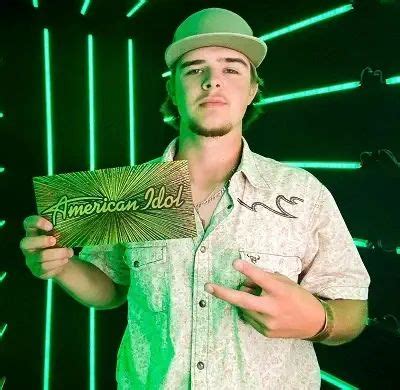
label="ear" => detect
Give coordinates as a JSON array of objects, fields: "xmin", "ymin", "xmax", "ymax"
[
  {"xmin": 247, "ymin": 83, "xmax": 259, "ymax": 106},
  {"xmin": 167, "ymin": 78, "xmax": 177, "ymax": 106}
]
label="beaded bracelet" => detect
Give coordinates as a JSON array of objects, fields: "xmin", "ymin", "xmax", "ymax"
[{"xmin": 305, "ymin": 298, "xmax": 335, "ymax": 342}]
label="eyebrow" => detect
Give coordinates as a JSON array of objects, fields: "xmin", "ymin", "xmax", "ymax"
[{"xmin": 178, "ymin": 57, "xmax": 249, "ymax": 70}]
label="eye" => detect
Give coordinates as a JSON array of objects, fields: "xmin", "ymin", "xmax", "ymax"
[
  {"xmin": 186, "ymin": 68, "xmax": 203, "ymax": 75},
  {"xmin": 225, "ymin": 68, "xmax": 240, "ymax": 74}
]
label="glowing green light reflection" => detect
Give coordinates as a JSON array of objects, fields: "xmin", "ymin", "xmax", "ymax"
[
  {"xmin": 128, "ymin": 39, "xmax": 135, "ymax": 165},
  {"xmin": 162, "ymin": 71, "xmax": 171, "ymax": 78},
  {"xmin": 255, "ymin": 81, "xmax": 361, "ymax": 106},
  {"xmin": 0, "ymin": 167, "xmax": 4, "ymax": 173},
  {"xmin": 321, "ymin": 370, "xmax": 358, "ymax": 389},
  {"xmin": 353, "ymin": 238, "xmax": 373, "ymax": 248},
  {"xmin": 81, "ymin": 0, "xmax": 92, "ymax": 15},
  {"xmin": 0, "ymin": 271, "xmax": 6, "ymax": 283},
  {"xmin": 282, "ymin": 161, "xmax": 361, "ymax": 169},
  {"xmin": 43, "ymin": 27, "xmax": 54, "ymax": 390},
  {"xmin": 33, "ymin": 0, "xmax": 39, "ymax": 8},
  {"xmin": 259, "ymin": 4, "xmax": 353, "ymax": 41},
  {"xmin": 0, "ymin": 220, "xmax": 5, "ymax": 228},
  {"xmin": 87, "ymin": 33, "xmax": 97, "ymax": 390},
  {"xmin": 0, "ymin": 112, "xmax": 4, "ymax": 118},
  {"xmin": 0, "ymin": 324, "xmax": 8, "ymax": 339},
  {"xmin": 127, "ymin": 0, "xmax": 147, "ymax": 17},
  {"xmin": 88, "ymin": 35, "xmax": 95, "ymax": 171},
  {"xmin": 386, "ymin": 75, "xmax": 400, "ymax": 85}
]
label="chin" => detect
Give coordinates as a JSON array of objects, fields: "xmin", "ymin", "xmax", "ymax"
[
  {"xmin": 187, "ymin": 116, "xmax": 233, "ymax": 137},
  {"xmin": 191, "ymin": 123, "xmax": 233, "ymax": 137}
]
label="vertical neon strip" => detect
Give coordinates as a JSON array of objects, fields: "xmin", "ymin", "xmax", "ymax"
[
  {"xmin": 43, "ymin": 28, "xmax": 54, "ymax": 390},
  {"xmin": 87, "ymin": 34, "xmax": 96, "ymax": 390},
  {"xmin": 33, "ymin": 0, "xmax": 39, "ymax": 8},
  {"xmin": 88, "ymin": 35, "xmax": 95, "ymax": 171},
  {"xmin": 128, "ymin": 39, "xmax": 135, "ymax": 165}
]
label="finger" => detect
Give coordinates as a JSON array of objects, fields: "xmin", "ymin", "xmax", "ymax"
[
  {"xmin": 205, "ymin": 283, "xmax": 266, "ymax": 312},
  {"xmin": 38, "ymin": 248, "xmax": 74, "ymax": 263},
  {"xmin": 20, "ymin": 235, "xmax": 56, "ymax": 253},
  {"xmin": 241, "ymin": 308, "xmax": 266, "ymax": 324},
  {"xmin": 240, "ymin": 277, "xmax": 259, "ymax": 288},
  {"xmin": 240, "ymin": 309, "xmax": 267, "ymax": 337},
  {"xmin": 41, "ymin": 258, "xmax": 69, "ymax": 272},
  {"xmin": 23, "ymin": 216, "xmax": 53, "ymax": 237},
  {"xmin": 239, "ymin": 285, "xmax": 262, "ymax": 296},
  {"xmin": 233, "ymin": 260, "xmax": 281, "ymax": 294},
  {"xmin": 40, "ymin": 259, "xmax": 69, "ymax": 279}
]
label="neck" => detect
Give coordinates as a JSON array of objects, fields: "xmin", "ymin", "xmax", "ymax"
[{"xmin": 174, "ymin": 129, "xmax": 243, "ymax": 190}]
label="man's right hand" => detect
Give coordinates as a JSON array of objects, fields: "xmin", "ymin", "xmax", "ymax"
[{"xmin": 20, "ymin": 215, "xmax": 74, "ymax": 280}]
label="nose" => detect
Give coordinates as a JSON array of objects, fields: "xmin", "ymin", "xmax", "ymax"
[{"xmin": 201, "ymin": 69, "xmax": 221, "ymax": 90}]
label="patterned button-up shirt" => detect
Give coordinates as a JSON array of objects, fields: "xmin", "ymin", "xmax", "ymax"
[{"xmin": 79, "ymin": 136, "xmax": 370, "ymax": 389}]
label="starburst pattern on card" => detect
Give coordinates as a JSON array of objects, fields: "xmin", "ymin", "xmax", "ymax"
[{"xmin": 33, "ymin": 161, "xmax": 196, "ymax": 247}]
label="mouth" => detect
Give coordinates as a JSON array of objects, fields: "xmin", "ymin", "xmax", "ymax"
[{"xmin": 199, "ymin": 102, "xmax": 227, "ymax": 108}]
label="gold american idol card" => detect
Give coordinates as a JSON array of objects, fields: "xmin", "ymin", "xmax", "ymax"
[{"xmin": 33, "ymin": 161, "xmax": 197, "ymax": 247}]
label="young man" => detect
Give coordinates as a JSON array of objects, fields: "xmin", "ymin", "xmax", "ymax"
[{"xmin": 21, "ymin": 8, "xmax": 370, "ymax": 389}]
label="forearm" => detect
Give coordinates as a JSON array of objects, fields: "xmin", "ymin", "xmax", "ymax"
[
  {"xmin": 318, "ymin": 299, "xmax": 368, "ymax": 346},
  {"xmin": 53, "ymin": 255, "xmax": 125, "ymax": 310}
]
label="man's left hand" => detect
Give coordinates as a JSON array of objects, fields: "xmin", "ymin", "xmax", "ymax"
[{"xmin": 204, "ymin": 259, "xmax": 326, "ymax": 339}]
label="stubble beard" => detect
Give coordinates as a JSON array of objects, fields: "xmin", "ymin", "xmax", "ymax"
[{"xmin": 187, "ymin": 116, "xmax": 233, "ymax": 138}]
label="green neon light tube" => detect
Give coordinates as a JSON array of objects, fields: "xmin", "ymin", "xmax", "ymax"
[
  {"xmin": 321, "ymin": 370, "xmax": 358, "ymax": 389},
  {"xmin": 353, "ymin": 238, "xmax": 373, "ymax": 248},
  {"xmin": 163, "ymin": 115, "xmax": 174, "ymax": 123},
  {"xmin": 44, "ymin": 29, "xmax": 54, "ymax": 176},
  {"xmin": 81, "ymin": 0, "xmax": 92, "ymax": 15},
  {"xmin": 0, "ymin": 167, "xmax": 4, "ymax": 173},
  {"xmin": 88, "ymin": 35, "xmax": 95, "ymax": 171},
  {"xmin": 33, "ymin": 0, "xmax": 39, "ymax": 8},
  {"xmin": 0, "ymin": 271, "xmax": 6, "ymax": 283},
  {"xmin": 259, "ymin": 4, "xmax": 353, "ymax": 41},
  {"xmin": 128, "ymin": 39, "xmax": 136, "ymax": 165},
  {"xmin": 43, "ymin": 28, "xmax": 54, "ymax": 390},
  {"xmin": 0, "ymin": 112, "xmax": 4, "ymax": 118},
  {"xmin": 386, "ymin": 75, "xmax": 400, "ymax": 85},
  {"xmin": 87, "ymin": 34, "xmax": 97, "ymax": 390},
  {"xmin": 282, "ymin": 161, "xmax": 361, "ymax": 169},
  {"xmin": 0, "ymin": 323, "xmax": 8, "ymax": 339},
  {"xmin": 90, "ymin": 308, "xmax": 96, "ymax": 390},
  {"xmin": 396, "ymin": 247, "xmax": 400, "ymax": 255},
  {"xmin": 0, "ymin": 220, "xmax": 5, "ymax": 228},
  {"xmin": 255, "ymin": 81, "xmax": 361, "ymax": 106},
  {"xmin": 127, "ymin": 0, "xmax": 147, "ymax": 17}
]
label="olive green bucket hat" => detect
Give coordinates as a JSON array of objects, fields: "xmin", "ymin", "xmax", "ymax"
[{"xmin": 165, "ymin": 8, "xmax": 268, "ymax": 69}]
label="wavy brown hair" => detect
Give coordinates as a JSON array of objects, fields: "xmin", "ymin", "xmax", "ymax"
[{"xmin": 160, "ymin": 61, "xmax": 265, "ymax": 132}]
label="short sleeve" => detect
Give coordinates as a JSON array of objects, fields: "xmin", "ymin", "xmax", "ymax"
[
  {"xmin": 78, "ymin": 244, "xmax": 131, "ymax": 287},
  {"xmin": 299, "ymin": 185, "xmax": 370, "ymax": 300}
]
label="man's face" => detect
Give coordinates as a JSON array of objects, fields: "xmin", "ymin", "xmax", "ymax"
[{"xmin": 169, "ymin": 46, "xmax": 258, "ymax": 137}]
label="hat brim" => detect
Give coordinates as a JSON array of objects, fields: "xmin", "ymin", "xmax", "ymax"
[{"xmin": 165, "ymin": 33, "xmax": 267, "ymax": 69}]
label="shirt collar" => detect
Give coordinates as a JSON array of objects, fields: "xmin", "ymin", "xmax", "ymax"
[{"xmin": 161, "ymin": 136, "xmax": 271, "ymax": 190}]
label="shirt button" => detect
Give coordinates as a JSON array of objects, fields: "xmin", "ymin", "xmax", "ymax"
[
  {"xmin": 199, "ymin": 300, "xmax": 206, "ymax": 308},
  {"xmin": 197, "ymin": 361, "xmax": 205, "ymax": 370},
  {"xmin": 133, "ymin": 260, "xmax": 140, "ymax": 268},
  {"xmin": 200, "ymin": 246, "xmax": 206, "ymax": 253}
]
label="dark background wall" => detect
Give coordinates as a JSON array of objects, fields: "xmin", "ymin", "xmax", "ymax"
[{"xmin": 0, "ymin": 0, "xmax": 399, "ymax": 389}]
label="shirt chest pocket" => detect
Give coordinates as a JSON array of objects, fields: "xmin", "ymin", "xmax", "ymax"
[
  {"xmin": 124, "ymin": 242, "xmax": 168, "ymax": 312},
  {"xmin": 238, "ymin": 249, "xmax": 302, "ymax": 284}
]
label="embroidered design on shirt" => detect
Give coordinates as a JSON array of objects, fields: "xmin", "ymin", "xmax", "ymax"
[
  {"xmin": 237, "ymin": 195, "xmax": 304, "ymax": 218},
  {"xmin": 247, "ymin": 254, "xmax": 260, "ymax": 264}
]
